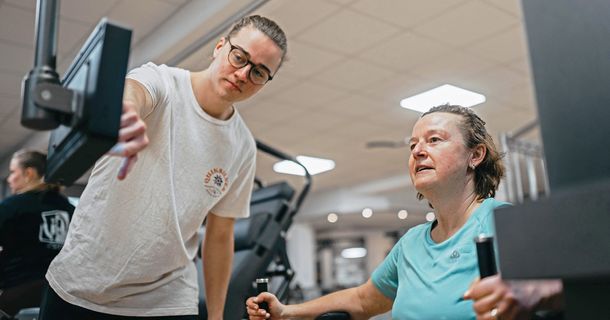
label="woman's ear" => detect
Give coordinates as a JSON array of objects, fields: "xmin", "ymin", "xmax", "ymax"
[
  {"xmin": 24, "ymin": 167, "xmax": 40, "ymax": 181},
  {"xmin": 212, "ymin": 37, "xmax": 226, "ymax": 59},
  {"xmin": 471, "ymin": 144, "xmax": 487, "ymax": 167}
]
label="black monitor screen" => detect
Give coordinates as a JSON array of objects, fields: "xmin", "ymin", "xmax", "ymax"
[{"xmin": 46, "ymin": 19, "xmax": 131, "ymax": 185}]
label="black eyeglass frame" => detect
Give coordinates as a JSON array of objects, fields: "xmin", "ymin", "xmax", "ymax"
[{"xmin": 226, "ymin": 36, "xmax": 274, "ymax": 85}]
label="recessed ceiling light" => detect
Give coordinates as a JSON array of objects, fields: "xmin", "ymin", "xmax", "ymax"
[
  {"xmin": 273, "ymin": 155, "xmax": 335, "ymax": 176},
  {"xmin": 362, "ymin": 208, "xmax": 373, "ymax": 218},
  {"xmin": 400, "ymin": 84, "xmax": 486, "ymax": 113},
  {"xmin": 398, "ymin": 209, "xmax": 408, "ymax": 219},
  {"xmin": 327, "ymin": 213, "xmax": 338, "ymax": 223},
  {"xmin": 425, "ymin": 212, "xmax": 436, "ymax": 222},
  {"xmin": 341, "ymin": 247, "xmax": 367, "ymax": 259}
]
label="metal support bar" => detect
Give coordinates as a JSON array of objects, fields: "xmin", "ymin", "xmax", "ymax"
[
  {"xmin": 34, "ymin": 0, "xmax": 59, "ymax": 69},
  {"xmin": 21, "ymin": 0, "xmax": 77, "ymax": 130}
]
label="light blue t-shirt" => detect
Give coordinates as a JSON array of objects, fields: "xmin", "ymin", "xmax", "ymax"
[{"xmin": 371, "ymin": 198, "xmax": 509, "ymax": 320}]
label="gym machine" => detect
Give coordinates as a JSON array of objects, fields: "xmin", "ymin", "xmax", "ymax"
[
  {"xmin": 21, "ymin": 0, "xmax": 131, "ymax": 185},
  {"xmin": 495, "ymin": 0, "xmax": 610, "ymax": 318}
]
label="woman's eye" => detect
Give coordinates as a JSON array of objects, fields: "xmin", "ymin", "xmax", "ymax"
[
  {"xmin": 232, "ymin": 51, "xmax": 245, "ymax": 63},
  {"xmin": 430, "ymin": 137, "xmax": 441, "ymax": 143},
  {"xmin": 252, "ymin": 68, "xmax": 264, "ymax": 78}
]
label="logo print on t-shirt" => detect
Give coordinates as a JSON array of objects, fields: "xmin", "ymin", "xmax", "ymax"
[
  {"xmin": 39, "ymin": 210, "xmax": 71, "ymax": 249},
  {"xmin": 204, "ymin": 167, "xmax": 230, "ymax": 198},
  {"xmin": 449, "ymin": 250, "xmax": 460, "ymax": 260}
]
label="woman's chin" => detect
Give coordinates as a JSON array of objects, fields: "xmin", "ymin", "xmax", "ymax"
[{"xmin": 414, "ymin": 178, "xmax": 436, "ymax": 191}]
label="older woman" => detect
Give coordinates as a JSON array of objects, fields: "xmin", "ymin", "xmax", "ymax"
[
  {"xmin": 0, "ymin": 150, "xmax": 74, "ymax": 316},
  {"xmin": 246, "ymin": 105, "xmax": 563, "ymax": 319}
]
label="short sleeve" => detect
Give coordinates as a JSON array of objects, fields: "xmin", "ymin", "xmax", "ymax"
[
  {"xmin": 126, "ymin": 62, "xmax": 169, "ymax": 118},
  {"xmin": 371, "ymin": 239, "xmax": 402, "ymax": 300},
  {"xmin": 210, "ymin": 144, "xmax": 256, "ymax": 219}
]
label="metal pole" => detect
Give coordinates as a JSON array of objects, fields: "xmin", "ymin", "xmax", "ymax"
[
  {"xmin": 21, "ymin": 0, "xmax": 62, "ymax": 130},
  {"xmin": 34, "ymin": 0, "xmax": 59, "ymax": 69},
  {"xmin": 526, "ymin": 154, "xmax": 538, "ymax": 201}
]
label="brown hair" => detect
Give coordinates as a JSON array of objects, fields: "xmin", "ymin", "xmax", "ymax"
[
  {"xmin": 419, "ymin": 104, "xmax": 505, "ymax": 200},
  {"xmin": 12, "ymin": 149, "xmax": 60, "ymax": 192},
  {"xmin": 12, "ymin": 149, "xmax": 46, "ymax": 177},
  {"xmin": 227, "ymin": 15, "xmax": 288, "ymax": 67}
]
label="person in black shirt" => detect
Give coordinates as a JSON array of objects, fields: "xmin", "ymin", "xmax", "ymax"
[{"xmin": 0, "ymin": 150, "xmax": 74, "ymax": 317}]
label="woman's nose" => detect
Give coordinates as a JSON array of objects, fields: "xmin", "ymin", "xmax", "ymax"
[
  {"xmin": 235, "ymin": 64, "xmax": 251, "ymax": 82},
  {"xmin": 411, "ymin": 142, "xmax": 426, "ymax": 156}
]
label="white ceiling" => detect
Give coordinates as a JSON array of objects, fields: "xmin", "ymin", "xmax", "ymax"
[{"xmin": 0, "ymin": 0, "xmax": 539, "ymax": 231}]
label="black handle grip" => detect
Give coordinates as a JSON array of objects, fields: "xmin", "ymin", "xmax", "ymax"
[
  {"xmin": 256, "ymin": 278, "xmax": 269, "ymax": 313},
  {"xmin": 475, "ymin": 235, "xmax": 497, "ymax": 278}
]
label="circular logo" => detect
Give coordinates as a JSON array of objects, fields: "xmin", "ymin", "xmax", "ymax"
[{"xmin": 204, "ymin": 167, "xmax": 229, "ymax": 198}]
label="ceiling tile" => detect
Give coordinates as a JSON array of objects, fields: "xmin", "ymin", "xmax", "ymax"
[
  {"xmin": 0, "ymin": 4, "xmax": 35, "ymax": 48},
  {"xmin": 176, "ymin": 42, "xmax": 215, "ymax": 71},
  {"xmin": 466, "ymin": 25, "xmax": 528, "ymax": 63},
  {"xmin": 4, "ymin": 0, "xmax": 35, "ymax": 10},
  {"xmin": 281, "ymin": 40, "xmax": 345, "ymax": 78},
  {"xmin": 328, "ymin": 0, "xmax": 357, "ymax": 5},
  {"xmin": 411, "ymin": 50, "xmax": 494, "ymax": 83},
  {"xmin": 369, "ymin": 125, "xmax": 414, "ymax": 144},
  {"xmin": 159, "ymin": 0, "xmax": 189, "ymax": 5},
  {"xmin": 58, "ymin": 17, "xmax": 92, "ymax": 55},
  {"xmin": 458, "ymin": 66, "xmax": 525, "ymax": 98},
  {"xmin": 254, "ymin": 124, "xmax": 312, "ymax": 148},
  {"xmin": 312, "ymin": 58, "xmax": 396, "ymax": 91},
  {"xmin": 0, "ymin": 96, "xmax": 20, "ymax": 117},
  {"xmin": 287, "ymin": 136, "xmax": 343, "ymax": 158},
  {"xmin": 107, "ymin": 0, "xmax": 176, "ymax": 45},
  {"xmin": 351, "ymin": 0, "xmax": 465, "ymax": 29},
  {"xmin": 506, "ymin": 57, "xmax": 531, "ymax": 76},
  {"xmin": 259, "ymin": 0, "xmax": 341, "ymax": 37},
  {"xmin": 294, "ymin": 128, "xmax": 353, "ymax": 149},
  {"xmin": 332, "ymin": 119, "xmax": 387, "ymax": 140},
  {"xmin": 358, "ymin": 32, "xmax": 451, "ymax": 72},
  {"xmin": 60, "ymin": 0, "xmax": 120, "ymax": 24},
  {"xmin": 282, "ymin": 108, "xmax": 352, "ymax": 134},
  {"xmin": 239, "ymin": 118, "xmax": 268, "ymax": 136},
  {"xmin": 414, "ymin": 1, "xmax": 517, "ymax": 47},
  {"xmin": 271, "ymin": 81, "xmax": 348, "ymax": 109},
  {"xmin": 324, "ymin": 94, "xmax": 387, "ymax": 118},
  {"xmin": 360, "ymin": 73, "xmax": 431, "ymax": 104},
  {"xmin": 0, "ymin": 112, "xmax": 33, "ymax": 137},
  {"xmin": 365, "ymin": 106, "xmax": 421, "ymax": 130},
  {"xmin": 0, "ymin": 133, "xmax": 28, "ymax": 154},
  {"xmin": 239, "ymin": 100, "xmax": 309, "ymax": 130},
  {"xmin": 474, "ymin": 100, "xmax": 536, "ymax": 137},
  {"xmin": 490, "ymin": 81, "xmax": 537, "ymax": 112},
  {"xmin": 0, "ymin": 72, "xmax": 23, "ymax": 98},
  {"xmin": 297, "ymin": 9, "xmax": 400, "ymax": 55},
  {"xmin": 0, "ymin": 42, "xmax": 33, "ymax": 74},
  {"xmin": 486, "ymin": 0, "xmax": 523, "ymax": 17}
]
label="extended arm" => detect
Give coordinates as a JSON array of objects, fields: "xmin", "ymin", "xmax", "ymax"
[
  {"xmin": 247, "ymin": 279, "xmax": 393, "ymax": 320},
  {"xmin": 110, "ymin": 78, "xmax": 151, "ymax": 179}
]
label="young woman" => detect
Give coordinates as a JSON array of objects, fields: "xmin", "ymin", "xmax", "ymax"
[{"xmin": 0, "ymin": 150, "xmax": 74, "ymax": 316}]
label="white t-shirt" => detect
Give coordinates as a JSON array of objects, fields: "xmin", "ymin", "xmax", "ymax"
[{"xmin": 46, "ymin": 63, "xmax": 256, "ymax": 316}]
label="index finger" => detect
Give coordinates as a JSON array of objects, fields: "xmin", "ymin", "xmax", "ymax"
[
  {"xmin": 246, "ymin": 297, "xmax": 259, "ymax": 308},
  {"xmin": 463, "ymin": 277, "xmax": 480, "ymax": 299}
]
